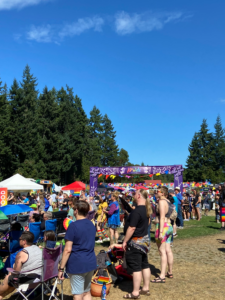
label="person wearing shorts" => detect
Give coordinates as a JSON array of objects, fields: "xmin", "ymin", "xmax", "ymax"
[
  {"xmin": 122, "ymin": 189, "xmax": 151, "ymax": 299},
  {"xmin": 151, "ymin": 187, "xmax": 174, "ymax": 283},
  {"xmin": 58, "ymin": 201, "xmax": 96, "ymax": 300},
  {"xmin": 104, "ymin": 192, "xmax": 120, "ymax": 245}
]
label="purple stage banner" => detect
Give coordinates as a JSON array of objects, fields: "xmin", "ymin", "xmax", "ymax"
[{"xmin": 89, "ymin": 165, "xmax": 184, "ymax": 196}]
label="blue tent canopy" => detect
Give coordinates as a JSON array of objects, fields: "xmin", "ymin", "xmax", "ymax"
[{"xmin": 0, "ymin": 204, "xmax": 33, "ymax": 216}]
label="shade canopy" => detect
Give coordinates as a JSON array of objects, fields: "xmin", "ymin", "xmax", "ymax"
[
  {"xmin": 0, "ymin": 174, "xmax": 43, "ymax": 191},
  {"xmin": 135, "ymin": 186, "xmax": 149, "ymax": 190},
  {"xmin": 0, "ymin": 211, "xmax": 8, "ymax": 220},
  {"xmin": 0, "ymin": 204, "xmax": 33, "ymax": 216},
  {"xmin": 62, "ymin": 181, "xmax": 86, "ymax": 191}
]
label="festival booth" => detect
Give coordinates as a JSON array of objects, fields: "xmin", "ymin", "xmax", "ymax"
[
  {"xmin": 89, "ymin": 165, "xmax": 184, "ymax": 196},
  {"xmin": 62, "ymin": 181, "xmax": 86, "ymax": 196},
  {"xmin": 0, "ymin": 174, "xmax": 43, "ymax": 193}
]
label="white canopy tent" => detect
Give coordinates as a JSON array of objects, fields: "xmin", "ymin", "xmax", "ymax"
[{"xmin": 0, "ymin": 174, "xmax": 43, "ymax": 191}]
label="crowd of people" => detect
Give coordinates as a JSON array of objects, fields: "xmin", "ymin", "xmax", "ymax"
[{"xmin": 1, "ymin": 183, "xmax": 225, "ymax": 300}]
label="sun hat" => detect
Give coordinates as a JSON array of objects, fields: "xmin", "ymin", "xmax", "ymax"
[
  {"xmin": 29, "ymin": 204, "xmax": 37, "ymax": 209},
  {"xmin": 175, "ymin": 187, "xmax": 180, "ymax": 191}
]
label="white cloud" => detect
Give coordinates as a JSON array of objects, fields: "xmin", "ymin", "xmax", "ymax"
[
  {"xmin": 24, "ymin": 16, "xmax": 104, "ymax": 43},
  {"xmin": 0, "ymin": 0, "xmax": 51, "ymax": 10},
  {"xmin": 114, "ymin": 11, "xmax": 184, "ymax": 35},
  {"xmin": 27, "ymin": 25, "xmax": 53, "ymax": 43},
  {"xmin": 59, "ymin": 17, "xmax": 104, "ymax": 38}
]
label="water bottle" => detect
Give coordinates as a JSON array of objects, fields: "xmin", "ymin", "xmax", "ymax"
[{"xmin": 101, "ymin": 283, "xmax": 107, "ymax": 300}]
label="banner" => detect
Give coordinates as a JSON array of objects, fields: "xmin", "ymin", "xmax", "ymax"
[{"xmin": 0, "ymin": 188, "xmax": 7, "ymax": 206}]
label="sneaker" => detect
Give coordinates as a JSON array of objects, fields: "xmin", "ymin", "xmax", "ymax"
[
  {"xmin": 96, "ymin": 239, "xmax": 103, "ymax": 243},
  {"xmin": 103, "ymin": 237, "xmax": 110, "ymax": 242},
  {"xmin": 177, "ymin": 226, "xmax": 183, "ymax": 229},
  {"xmin": 173, "ymin": 233, "xmax": 178, "ymax": 238}
]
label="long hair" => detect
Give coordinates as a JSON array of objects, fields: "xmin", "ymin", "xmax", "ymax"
[{"xmin": 139, "ymin": 189, "xmax": 152, "ymax": 218}]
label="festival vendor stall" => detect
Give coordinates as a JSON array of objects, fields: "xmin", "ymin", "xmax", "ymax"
[
  {"xmin": 36, "ymin": 179, "xmax": 53, "ymax": 193},
  {"xmin": 0, "ymin": 174, "xmax": 43, "ymax": 192},
  {"xmin": 62, "ymin": 181, "xmax": 86, "ymax": 196}
]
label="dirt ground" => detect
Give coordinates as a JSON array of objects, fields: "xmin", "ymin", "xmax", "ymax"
[{"xmin": 4, "ymin": 232, "xmax": 225, "ymax": 300}]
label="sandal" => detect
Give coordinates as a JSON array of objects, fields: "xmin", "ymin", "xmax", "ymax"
[
  {"xmin": 139, "ymin": 288, "xmax": 150, "ymax": 296},
  {"xmin": 123, "ymin": 293, "xmax": 140, "ymax": 299},
  {"xmin": 165, "ymin": 272, "xmax": 173, "ymax": 279},
  {"xmin": 151, "ymin": 276, "xmax": 165, "ymax": 283}
]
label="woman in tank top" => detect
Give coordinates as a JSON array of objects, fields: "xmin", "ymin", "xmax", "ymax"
[{"xmin": 151, "ymin": 187, "xmax": 174, "ymax": 283}]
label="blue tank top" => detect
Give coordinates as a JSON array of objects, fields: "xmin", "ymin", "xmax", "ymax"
[{"xmin": 108, "ymin": 201, "xmax": 120, "ymax": 226}]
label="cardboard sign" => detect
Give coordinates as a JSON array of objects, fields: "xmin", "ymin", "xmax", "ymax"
[{"xmin": 0, "ymin": 188, "xmax": 8, "ymax": 206}]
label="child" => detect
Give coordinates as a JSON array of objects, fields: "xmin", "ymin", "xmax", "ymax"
[
  {"xmin": 215, "ymin": 194, "xmax": 220, "ymax": 223},
  {"xmin": 39, "ymin": 230, "xmax": 56, "ymax": 249}
]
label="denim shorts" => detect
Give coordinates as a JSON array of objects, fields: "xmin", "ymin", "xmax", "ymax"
[
  {"xmin": 108, "ymin": 224, "xmax": 118, "ymax": 229},
  {"xmin": 195, "ymin": 204, "xmax": 200, "ymax": 208},
  {"xmin": 68, "ymin": 271, "xmax": 94, "ymax": 295}
]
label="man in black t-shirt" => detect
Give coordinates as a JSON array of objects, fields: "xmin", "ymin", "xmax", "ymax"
[{"xmin": 122, "ymin": 190, "xmax": 151, "ymax": 299}]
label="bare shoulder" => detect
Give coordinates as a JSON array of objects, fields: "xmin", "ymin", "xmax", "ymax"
[{"xmin": 17, "ymin": 250, "xmax": 28, "ymax": 262}]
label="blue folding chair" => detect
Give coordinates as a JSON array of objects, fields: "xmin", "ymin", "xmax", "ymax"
[
  {"xmin": 46, "ymin": 219, "xmax": 57, "ymax": 232},
  {"xmin": 40, "ymin": 219, "xmax": 57, "ymax": 242},
  {"xmin": 29, "ymin": 222, "xmax": 41, "ymax": 244}
]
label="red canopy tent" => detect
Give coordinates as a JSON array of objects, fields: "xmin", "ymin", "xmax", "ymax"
[
  {"xmin": 62, "ymin": 181, "xmax": 86, "ymax": 191},
  {"xmin": 135, "ymin": 186, "xmax": 149, "ymax": 190}
]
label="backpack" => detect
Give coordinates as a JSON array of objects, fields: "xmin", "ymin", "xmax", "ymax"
[{"xmin": 170, "ymin": 203, "xmax": 177, "ymax": 221}]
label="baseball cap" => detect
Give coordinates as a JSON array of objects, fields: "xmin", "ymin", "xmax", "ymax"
[{"xmin": 30, "ymin": 204, "xmax": 37, "ymax": 209}]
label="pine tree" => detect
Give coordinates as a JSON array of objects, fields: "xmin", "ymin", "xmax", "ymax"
[
  {"xmin": 34, "ymin": 86, "xmax": 60, "ymax": 181},
  {"xmin": 213, "ymin": 115, "xmax": 225, "ymax": 179},
  {"xmin": 73, "ymin": 95, "xmax": 91, "ymax": 182},
  {"xmin": 8, "ymin": 79, "xmax": 24, "ymax": 170},
  {"xmin": 19, "ymin": 65, "xmax": 39, "ymax": 166},
  {"xmin": 101, "ymin": 114, "xmax": 119, "ymax": 166},
  {"xmin": 0, "ymin": 82, "xmax": 14, "ymax": 180},
  {"xmin": 185, "ymin": 132, "xmax": 202, "ymax": 181},
  {"xmin": 198, "ymin": 119, "xmax": 215, "ymax": 181},
  {"xmin": 89, "ymin": 106, "xmax": 103, "ymax": 167},
  {"xmin": 118, "ymin": 148, "xmax": 129, "ymax": 166}
]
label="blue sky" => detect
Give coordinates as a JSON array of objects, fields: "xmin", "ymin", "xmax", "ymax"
[{"xmin": 1, "ymin": 0, "xmax": 225, "ymax": 168}]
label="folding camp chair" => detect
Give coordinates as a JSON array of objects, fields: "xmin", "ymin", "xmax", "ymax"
[
  {"xmin": 17, "ymin": 215, "xmax": 29, "ymax": 228},
  {"xmin": 0, "ymin": 219, "xmax": 10, "ymax": 236},
  {"xmin": 7, "ymin": 244, "xmax": 63, "ymax": 300},
  {"xmin": 0, "ymin": 230, "xmax": 23, "ymax": 256},
  {"xmin": 29, "ymin": 222, "xmax": 41, "ymax": 244},
  {"xmin": 52, "ymin": 211, "xmax": 67, "ymax": 236},
  {"xmin": 40, "ymin": 219, "xmax": 57, "ymax": 241}
]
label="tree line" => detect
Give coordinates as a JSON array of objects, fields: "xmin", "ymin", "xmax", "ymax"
[
  {"xmin": 185, "ymin": 116, "xmax": 225, "ymax": 183},
  {"xmin": 0, "ymin": 65, "xmax": 130, "ymax": 184}
]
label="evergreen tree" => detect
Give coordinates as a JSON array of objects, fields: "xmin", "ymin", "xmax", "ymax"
[
  {"xmin": 89, "ymin": 106, "xmax": 103, "ymax": 167},
  {"xmin": 198, "ymin": 119, "xmax": 215, "ymax": 181},
  {"xmin": 34, "ymin": 86, "xmax": 60, "ymax": 180},
  {"xmin": 101, "ymin": 114, "xmax": 119, "ymax": 166},
  {"xmin": 73, "ymin": 95, "xmax": 91, "ymax": 182},
  {"xmin": 213, "ymin": 115, "xmax": 225, "ymax": 181},
  {"xmin": 185, "ymin": 132, "xmax": 202, "ymax": 181},
  {"xmin": 19, "ymin": 65, "xmax": 39, "ymax": 167},
  {"xmin": 8, "ymin": 79, "xmax": 24, "ymax": 171},
  {"xmin": 0, "ymin": 82, "xmax": 14, "ymax": 180},
  {"xmin": 118, "ymin": 148, "xmax": 129, "ymax": 166}
]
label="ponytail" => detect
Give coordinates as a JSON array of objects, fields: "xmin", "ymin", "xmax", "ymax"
[{"xmin": 139, "ymin": 189, "xmax": 152, "ymax": 218}]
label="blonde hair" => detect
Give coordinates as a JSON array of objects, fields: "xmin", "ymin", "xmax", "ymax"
[
  {"xmin": 112, "ymin": 191, "xmax": 119, "ymax": 201},
  {"xmin": 158, "ymin": 186, "xmax": 168, "ymax": 197},
  {"xmin": 139, "ymin": 189, "xmax": 152, "ymax": 218}
]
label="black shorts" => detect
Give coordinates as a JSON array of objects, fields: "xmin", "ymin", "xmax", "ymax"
[
  {"xmin": 8, "ymin": 273, "xmax": 40, "ymax": 287},
  {"xmin": 125, "ymin": 246, "xmax": 149, "ymax": 274}
]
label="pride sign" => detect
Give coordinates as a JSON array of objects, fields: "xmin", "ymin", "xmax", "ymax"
[{"xmin": 0, "ymin": 188, "xmax": 7, "ymax": 206}]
